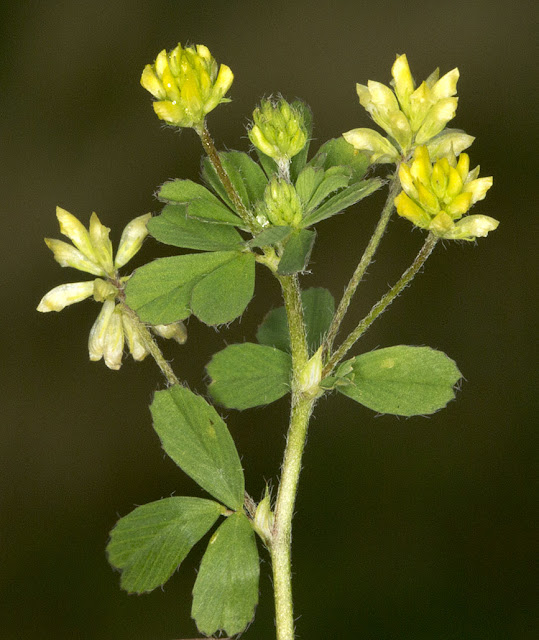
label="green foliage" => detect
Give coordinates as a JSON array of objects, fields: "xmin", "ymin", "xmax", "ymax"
[
  {"xmin": 151, "ymin": 386, "xmax": 245, "ymax": 509},
  {"xmin": 303, "ymin": 166, "xmax": 352, "ymax": 214},
  {"xmin": 256, "ymin": 287, "xmax": 335, "ymax": 356},
  {"xmin": 202, "ymin": 151, "xmax": 267, "ymax": 211},
  {"xmin": 158, "ymin": 179, "xmax": 244, "ymax": 226},
  {"xmin": 277, "ymin": 228, "xmax": 316, "ymax": 275},
  {"xmin": 207, "ymin": 343, "xmax": 292, "ymax": 409},
  {"xmin": 301, "ymin": 178, "xmax": 383, "ymax": 227},
  {"xmin": 309, "ymin": 136, "xmax": 369, "ymax": 183},
  {"xmin": 125, "ymin": 251, "xmax": 255, "ymax": 325},
  {"xmin": 107, "ymin": 497, "xmax": 223, "ymax": 593},
  {"xmin": 247, "ymin": 225, "xmax": 293, "ymax": 248},
  {"xmin": 192, "ymin": 511, "xmax": 260, "ymax": 637},
  {"xmin": 335, "ymin": 345, "xmax": 462, "ymax": 416},
  {"xmin": 148, "ymin": 204, "xmax": 243, "ymax": 251},
  {"xmin": 289, "ymin": 101, "xmax": 313, "ymax": 182}
]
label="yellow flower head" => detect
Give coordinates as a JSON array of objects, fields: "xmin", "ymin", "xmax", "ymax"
[
  {"xmin": 343, "ymin": 54, "xmax": 474, "ymax": 164},
  {"xmin": 37, "ymin": 208, "xmax": 157, "ymax": 369},
  {"xmin": 141, "ymin": 43, "xmax": 234, "ymax": 129},
  {"xmin": 394, "ymin": 146, "xmax": 498, "ymax": 240}
]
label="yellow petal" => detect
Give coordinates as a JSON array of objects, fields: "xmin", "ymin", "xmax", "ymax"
[
  {"xmin": 394, "ymin": 192, "xmax": 431, "ymax": 228},
  {"xmin": 56, "ymin": 207, "xmax": 97, "ymax": 262},
  {"xmin": 89, "ymin": 213, "xmax": 114, "ymax": 275},
  {"xmin": 426, "ymin": 131, "xmax": 475, "ymax": 161},
  {"xmin": 342, "ymin": 128, "xmax": 400, "ymax": 164},
  {"xmin": 88, "ymin": 299, "xmax": 115, "ymax": 362},
  {"xmin": 37, "ymin": 281, "xmax": 95, "ymax": 312},
  {"xmin": 391, "ymin": 54, "xmax": 415, "ymax": 114},
  {"xmin": 103, "ymin": 306, "xmax": 124, "ymax": 370},
  {"xmin": 431, "ymin": 68, "xmax": 459, "ymax": 101},
  {"xmin": 122, "ymin": 314, "xmax": 149, "ymax": 361},
  {"xmin": 463, "ymin": 177, "xmax": 493, "ymax": 204},
  {"xmin": 114, "ymin": 213, "xmax": 151, "ymax": 268},
  {"xmin": 44, "ymin": 238, "xmax": 105, "ymax": 275},
  {"xmin": 140, "ymin": 65, "xmax": 166, "ymax": 99},
  {"xmin": 415, "ymin": 98, "xmax": 458, "ymax": 144},
  {"xmin": 443, "ymin": 215, "xmax": 499, "ymax": 240},
  {"xmin": 446, "ymin": 192, "xmax": 473, "ymax": 218}
]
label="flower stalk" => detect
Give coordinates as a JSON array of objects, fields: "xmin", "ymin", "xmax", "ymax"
[
  {"xmin": 324, "ymin": 171, "xmax": 401, "ymax": 357},
  {"xmin": 323, "ymin": 232, "xmax": 439, "ymax": 377}
]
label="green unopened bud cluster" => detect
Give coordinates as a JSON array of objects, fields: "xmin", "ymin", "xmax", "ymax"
[
  {"xmin": 395, "ymin": 146, "xmax": 497, "ymax": 240},
  {"xmin": 141, "ymin": 43, "xmax": 234, "ymax": 129},
  {"xmin": 248, "ymin": 98, "xmax": 308, "ymax": 164},
  {"xmin": 343, "ymin": 54, "xmax": 474, "ymax": 163},
  {"xmin": 258, "ymin": 177, "xmax": 303, "ymax": 227}
]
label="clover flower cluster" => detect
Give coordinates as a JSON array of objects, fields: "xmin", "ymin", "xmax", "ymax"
[{"xmin": 37, "ymin": 208, "xmax": 185, "ymax": 369}]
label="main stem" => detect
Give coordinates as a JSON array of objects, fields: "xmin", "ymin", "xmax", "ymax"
[{"xmin": 270, "ymin": 274, "xmax": 313, "ymax": 640}]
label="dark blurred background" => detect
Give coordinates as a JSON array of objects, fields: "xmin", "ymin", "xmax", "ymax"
[{"xmin": 1, "ymin": 1, "xmax": 536, "ymax": 638}]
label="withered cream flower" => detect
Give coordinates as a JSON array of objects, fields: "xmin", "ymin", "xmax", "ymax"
[
  {"xmin": 343, "ymin": 54, "xmax": 474, "ymax": 163},
  {"xmin": 38, "ymin": 207, "xmax": 152, "ymax": 369}
]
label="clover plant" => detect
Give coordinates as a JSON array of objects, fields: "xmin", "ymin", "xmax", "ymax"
[{"xmin": 38, "ymin": 44, "xmax": 498, "ymax": 640}]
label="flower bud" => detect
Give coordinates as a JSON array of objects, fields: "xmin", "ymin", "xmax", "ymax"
[
  {"xmin": 253, "ymin": 487, "xmax": 274, "ymax": 547},
  {"xmin": 141, "ymin": 43, "xmax": 233, "ymax": 128},
  {"xmin": 260, "ymin": 177, "xmax": 303, "ymax": 227},
  {"xmin": 121, "ymin": 313, "xmax": 149, "ymax": 362},
  {"xmin": 152, "ymin": 321, "xmax": 188, "ymax": 345},
  {"xmin": 297, "ymin": 346, "xmax": 323, "ymax": 398},
  {"xmin": 248, "ymin": 98, "xmax": 308, "ymax": 163}
]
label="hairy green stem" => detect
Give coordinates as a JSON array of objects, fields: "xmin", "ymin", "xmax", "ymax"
[
  {"xmin": 270, "ymin": 273, "xmax": 312, "ymax": 640},
  {"xmin": 271, "ymin": 394, "xmax": 315, "ymax": 640},
  {"xmin": 196, "ymin": 122, "xmax": 260, "ymax": 232},
  {"xmin": 323, "ymin": 232, "xmax": 438, "ymax": 377},
  {"xmin": 119, "ymin": 302, "xmax": 180, "ymax": 386},
  {"xmin": 324, "ymin": 171, "xmax": 401, "ymax": 357}
]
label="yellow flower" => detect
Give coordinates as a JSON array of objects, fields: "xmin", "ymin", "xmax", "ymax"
[
  {"xmin": 394, "ymin": 146, "xmax": 498, "ymax": 240},
  {"xmin": 141, "ymin": 43, "xmax": 234, "ymax": 129},
  {"xmin": 343, "ymin": 54, "xmax": 474, "ymax": 163},
  {"xmin": 38, "ymin": 207, "xmax": 153, "ymax": 369}
]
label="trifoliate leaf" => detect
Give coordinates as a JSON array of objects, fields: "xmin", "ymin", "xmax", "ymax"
[
  {"xmin": 158, "ymin": 179, "xmax": 243, "ymax": 226},
  {"xmin": 151, "ymin": 386, "xmax": 244, "ymax": 510},
  {"xmin": 301, "ymin": 178, "xmax": 383, "ymax": 227},
  {"xmin": 148, "ymin": 205, "xmax": 243, "ymax": 251},
  {"xmin": 202, "ymin": 151, "xmax": 267, "ymax": 212},
  {"xmin": 277, "ymin": 228, "xmax": 316, "ymax": 275},
  {"xmin": 125, "ymin": 251, "xmax": 255, "ymax": 326},
  {"xmin": 207, "ymin": 343, "xmax": 292, "ymax": 409},
  {"xmin": 192, "ymin": 512, "xmax": 259, "ymax": 637},
  {"xmin": 336, "ymin": 345, "xmax": 462, "ymax": 416},
  {"xmin": 256, "ymin": 287, "xmax": 335, "ymax": 356},
  {"xmin": 247, "ymin": 226, "xmax": 293, "ymax": 248},
  {"xmin": 107, "ymin": 497, "xmax": 222, "ymax": 594},
  {"xmin": 309, "ymin": 136, "xmax": 369, "ymax": 183}
]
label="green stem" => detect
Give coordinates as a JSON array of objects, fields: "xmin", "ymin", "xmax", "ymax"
[
  {"xmin": 270, "ymin": 273, "xmax": 312, "ymax": 640},
  {"xmin": 323, "ymin": 171, "xmax": 401, "ymax": 358},
  {"xmin": 119, "ymin": 302, "xmax": 181, "ymax": 386},
  {"xmin": 196, "ymin": 122, "xmax": 260, "ymax": 233},
  {"xmin": 323, "ymin": 232, "xmax": 438, "ymax": 377},
  {"xmin": 270, "ymin": 394, "xmax": 315, "ymax": 640}
]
